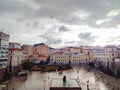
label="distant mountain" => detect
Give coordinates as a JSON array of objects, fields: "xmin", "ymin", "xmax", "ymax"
[
  {"xmin": 50, "ymin": 46, "xmax": 58, "ymax": 50},
  {"xmin": 33, "ymin": 43, "xmax": 55, "ymax": 49},
  {"xmin": 33, "ymin": 43, "xmax": 47, "ymax": 47},
  {"xmin": 33, "ymin": 43, "xmax": 62, "ymax": 50}
]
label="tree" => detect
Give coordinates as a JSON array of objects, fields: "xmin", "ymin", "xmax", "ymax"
[
  {"xmin": 22, "ymin": 61, "xmax": 34, "ymax": 70},
  {"xmin": 39, "ymin": 61, "xmax": 45, "ymax": 66},
  {"xmin": 45, "ymin": 56, "xmax": 50, "ymax": 64},
  {"xmin": 54, "ymin": 62, "xmax": 56, "ymax": 65}
]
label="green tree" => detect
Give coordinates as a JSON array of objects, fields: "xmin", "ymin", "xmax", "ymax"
[{"xmin": 22, "ymin": 61, "xmax": 34, "ymax": 70}]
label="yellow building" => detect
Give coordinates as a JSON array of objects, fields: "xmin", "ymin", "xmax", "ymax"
[
  {"xmin": 71, "ymin": 54, "xmax": 88, "ymax": 64},
  {"xmin": 51, "ymin": 54, "xmax": 69, "ymax": 64},
  {"xmin": 50, "ymin": 53, "xmax": 88, "ymax": 64}
]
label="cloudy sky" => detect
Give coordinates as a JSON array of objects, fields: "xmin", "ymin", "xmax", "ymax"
[{"xmin": 0, "ymin": 0, "xmax": 120, "ymax": 48}]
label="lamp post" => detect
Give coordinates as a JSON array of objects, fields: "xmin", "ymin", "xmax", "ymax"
[
  {"xmin": 9, "ymin": 51, "xmax": 12, "ymax": 73},
  {"xmin": 116, "ymin": 78, "xmax": 119, "ymax": 90},
  {"xmin": 43, "ymin": 79, "xmax": 46, "ymax": 90},
  {"xmin": 86, "ymin": 80, "xmax": 89, "ymax": 90},
  {"xmin": 12, "ymin": 77, "xmax": 15, "ymax": 90},
  {"xmin": 77, "ymin": 67, "xmax": 79, "ymax": 80},
  {"xmin": 107, "ymin": 58, "xmax": 109, "ymax": 69}
]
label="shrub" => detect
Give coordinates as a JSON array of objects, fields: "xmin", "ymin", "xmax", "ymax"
[{"xmin": 22, "ymin": 61, "xmax": 34, "ymax": 70}]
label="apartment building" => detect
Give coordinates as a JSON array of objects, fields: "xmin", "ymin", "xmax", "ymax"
[
  {"xmin": 92, "ymin": 45, "xmax": 120, "ymax": 73},
  {"xmin": 92, "ymin": 48, "xmax": 109, "ymax": 67},
  {"xmin": 21, "ymin": 45, "xmax": 34, "ymax": 62},
  {"xmin": 0, "ymin": 32, "xmax": 9, "ymax": 68},
  {"xmin": 34, "ymin": 43, "xmax": 50, "ymax": 62},
  {"xmin": 0, "ymin": 32, "xmax": 9, "ymax": 81},
  {"xmin": 22, "ymin": 45, "xmax": 34, "ymax": 56},
  {"xmin": 8, "ymin": 42, "xmax": 22, "ymax": 67}
]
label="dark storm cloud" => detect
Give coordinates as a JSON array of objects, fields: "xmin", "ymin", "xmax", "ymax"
[
  {"xmin": 41, "ymin": 35, "xmax": 62, "ymax": 45},
  {"xmin": 38, "ymin": 31, "xmax": 62, "ymax": 45},
  {"xmin": 0, "ymin": 0, "xmax": 120, "ymax": 47},
  {"xmin": 16, "ymin": 18, "xmax": 24, "ymax": 22},
  {"xmin": 79, "ymin": 32, "xmax": 97, "ymax": 45},
  {"xmin": 1, "ymin": 0, "xmax": 119, "ymax": 27},
  {"xmin": 33, "ymin": 21, "xmax": 39, "ymax": 27},
  {"xmin": 107, "ymin": 13, "xmax": 120, "ymax": 27},
  {"xmin": 0, "ymin": 0, "xmax": 37, "ymax": 18},
  {"xmin": 32, "ymin": 0, "xmax": 120, "ymax": 27},
  {"xmin": 59, "ymin": 25, "xmax": 69, "ymax": 32},
  {"xmin": 47, "ymin": 38, "xmax": 62, "ymax": 45},
  {"xmin": 64, "ymin": 41, "xmax": 75, "ymax": 44}
]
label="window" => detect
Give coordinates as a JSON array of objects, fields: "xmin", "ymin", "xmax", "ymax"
[
  {"xmin": 112, "ymin": 53, "xmax": 114, "ymax": 57},
  {"xmin": 118, "ymin": 54, "xmax": 120, "ymax": 57}
]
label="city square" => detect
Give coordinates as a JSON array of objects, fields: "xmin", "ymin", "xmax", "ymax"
[
  {"xmin": 5, "ymin": 66, "xmax": 120, "ymax": 90},
  {"xmin": 0, "ymin": 0, "xmax": 120, "ymax": 90}
]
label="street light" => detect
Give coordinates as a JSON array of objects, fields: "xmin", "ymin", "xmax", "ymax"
[
  {"xmin": 77, "ymin": 67, "xmax": 79, "ymax": 80},
  {"xmin": 86, "ymin": 80, "xmax": 89, "ymax": 90},
  {"xmin": 9, "ymin": 51, "xmax": 12, "ymax": 73},
  {"xmin": 43, "ymin": 79, "xmax": 46, "ymax": 90},
  {"xmin": 116, "ymin": 78, "xmax": 119, "ymax": 90},
  {"xmin": 12, "ymin": 77, "xmax": 15, "ymax": 90}
]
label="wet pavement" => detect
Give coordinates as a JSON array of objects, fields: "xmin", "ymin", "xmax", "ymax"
[{"xmin": 7, "ymin": 66, "xmax": 120, "ymax": 90}]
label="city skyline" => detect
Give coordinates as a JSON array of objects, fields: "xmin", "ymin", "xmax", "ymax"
[{"xmin": 0, "ymin": 0, "xmax": 120, "ymax": 48}]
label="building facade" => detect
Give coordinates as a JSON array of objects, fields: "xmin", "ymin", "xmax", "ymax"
[
  {"xmin": 92, "ymin": 45, "xmax": 120, "ymax": 74},
  {"xmin": 93, "ymin": 48, "xmax": 108, "ymax": 68},
  {"xmin": 0, "ymin": 32, "xmax": 9, "ymax": 68},
  {"xmin": 50, "ymin": 53, "xmax": 88, "ymax": 65},
  {"xmin": 71, "ymin": 53, "xmax": 88, "ymax": 64},
  {"xmin": 50, "ymin": 54, "xmax": 69, "ymax": 64},
  {"xmin": 8, "ymin": 42, "xmax": 22, "ymax": 67},
  {"xmin": 0, "ymin": 32, "xmax": 9, "ymax": 81},
  {"xmin": 21, "ymin": 45, "xmax": 34, "ymax": 62},
  {"xmin": 34, "ymin": 43, "xmax": 50, "ymax": 62}
]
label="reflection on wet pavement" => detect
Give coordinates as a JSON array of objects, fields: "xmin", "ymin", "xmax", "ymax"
[{"xmin": 7, "ymin": 67, "xmax": 120, "ymax": 90}]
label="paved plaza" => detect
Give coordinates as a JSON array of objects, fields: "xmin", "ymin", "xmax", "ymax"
[{"xmin": 7, "ymin": 67, "xmax": 120, "ymax": 90}]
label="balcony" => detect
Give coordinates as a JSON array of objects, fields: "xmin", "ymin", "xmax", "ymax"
[{"xmin": 0, "ymin": 56, "xmax": 8, "ymax": 60}]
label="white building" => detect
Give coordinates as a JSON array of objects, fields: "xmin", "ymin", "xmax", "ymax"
[
  {"xmin": 8, "ymin": 42, "xmax": 22, "ymax": 67},
  {"xmin": 93, "ymin": 45, "xmax": 120, "ymax": 73},
  {"xmin": 92, "ymin": 48, "xmax": 109, "ymax": 68},
  {"xmin": 0, "ymin": 32, "xmax": 9, "ymax": 68}
]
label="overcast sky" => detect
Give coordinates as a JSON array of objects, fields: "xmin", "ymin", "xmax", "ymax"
[{"xmin": 0, "ymin": 0, "xmax": 120, "ymax": 48}]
